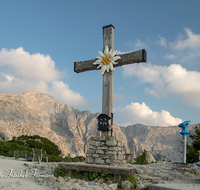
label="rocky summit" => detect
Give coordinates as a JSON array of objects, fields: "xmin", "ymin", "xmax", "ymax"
[
  {"xmin": 27, "ymin": 161, "xmax": 200, "ymax": 190},
  {"xmin": 0, "ymin": 90, "xmax": 195, "ymax": 162},
  {"xmin": 1, "ymin": 156, "xmax": 200, "ymax": 190}
]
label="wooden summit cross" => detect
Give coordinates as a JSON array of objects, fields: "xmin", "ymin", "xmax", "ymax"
[{"xmin": 74, "ymin": 24, "xmax": 147, "ymax": 137}]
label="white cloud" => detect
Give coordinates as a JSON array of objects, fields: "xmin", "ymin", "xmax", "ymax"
[
  {"xmin": 172, "ymin": 28, "xmax": 200, "ymax": 50},
  {"xmin": 165, "ymin": 28, "xmax": 200, "ymax": 63},
  {"xmin": 0, "ymin": 72, "xmax": 49, "ymax": 93},
  {"xmin": 114, "ymin": 102, "xmax": 182, "ymax": 127},
  {"xmin": 122, "ymin": 63, "xmax": 200, "ymax": 107},
  {"xmin": 0, "ymin": 47, "xmax": 61, "ymax": 82},
  {"xmin": 48, "ymin": 81, "xmax": 88, "ymax": 110},
  {"xmin": 0, "ymin": 47, "xmax": 88, "ymax": 110},
  {"xmin": 117, "ymin": 51, "xmax": 130, "ymax": 55},
  {"xmin": 157, "ymin": 35, "xmax": 167, "ymax": 46}
]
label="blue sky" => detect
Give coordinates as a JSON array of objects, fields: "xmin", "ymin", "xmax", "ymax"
[{"xmin": 0, "ymin": 0, "xmax": 200, "ymax": 127}]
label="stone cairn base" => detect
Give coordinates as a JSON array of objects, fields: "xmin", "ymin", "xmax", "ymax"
[{"xmin": 85, "ymin": 136, "xmax": 128, "ymax": 167}]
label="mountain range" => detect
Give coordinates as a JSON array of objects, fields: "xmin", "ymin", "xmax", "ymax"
[{"xmin": 0, "ymin": 90, "xmax": 194, "ymax": 162}]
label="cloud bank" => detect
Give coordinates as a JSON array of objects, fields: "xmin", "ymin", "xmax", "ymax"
[
  {"xmin": 122, "ymin": 62, "xmax": 200, "ymax": 107},
  {"xmin": 163, "ymin": 28, "xmax": 200, "ymax": 63},
  {"xmin": 0, "ymin": 47, "xmax": 88, "ymax": 110},
  {"xmin": 114, "ymin": 102, "xmax": 182, "ymax": 127}
]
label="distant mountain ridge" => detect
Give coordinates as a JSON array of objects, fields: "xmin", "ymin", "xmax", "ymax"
[
  {"xmin": 0, "ymin": 90, "xmax": 194, "ymax": 162},
  {"xmin": 120, "ymin": 124, "xmax": 194, "ymax": 162}
]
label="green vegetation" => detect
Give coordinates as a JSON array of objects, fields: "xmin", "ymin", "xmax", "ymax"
[
  {"xmin": 120, "ymin": 175, "xmax": 136, "ymax": 189},
  {"xmin": 53, "ymin": 166, "xmax": 136, "ymax": 189},
  {"xmin": 53, "ymin": 166, "xmax": 67, "ymax": 177},
  {"xmin": 53, "ymin": 166, "xmax": 114, "ymax": 181},
  {"xmin": 133, "ymin": 149, "xmax": 148, "ymax": 165},
  {"xmin": 186, "ymin": 124, "xmax": 200, "ymax": 163},
  {"xmin": 70, "ymin": 170, "xmax": 114, "ymax": 181},
  {"xmin": 0, "ymin": 135, "xmax": 85, "ymax": 163},
  {"xmin": 0, "ymin": 138, "xmax": 32, "ymax": 157}
]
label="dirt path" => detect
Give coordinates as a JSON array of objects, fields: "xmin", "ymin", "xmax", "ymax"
[{"xmin": 0, "ymin": 157, "xmax": 52, "ymax": 190}]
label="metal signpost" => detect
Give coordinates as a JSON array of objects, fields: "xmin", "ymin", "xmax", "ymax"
[{"xmin": 178, "ymin": 120, "xmax": 191, "ymax": 163}]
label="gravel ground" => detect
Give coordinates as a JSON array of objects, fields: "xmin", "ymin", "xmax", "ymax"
[{"xmin": 0, "ymin": 157, "xmax": 53, "ymax": 190}]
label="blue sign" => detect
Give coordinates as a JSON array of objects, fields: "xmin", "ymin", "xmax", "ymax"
[{"xmin": 178, "ymin": 121, "xmax": 191, "ymax": 136}]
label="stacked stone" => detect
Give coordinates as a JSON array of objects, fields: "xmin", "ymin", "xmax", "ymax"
[{"xmin": 85, "ymin": 136, "xmax": 128, "ymax": 167}]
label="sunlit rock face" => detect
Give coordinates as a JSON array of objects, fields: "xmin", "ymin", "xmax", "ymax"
[
  {"xmin": 0, "ymin": 90, "xmax": 127, "ymax": 158},
  {"xmin": 0, "ymin": 90, "xmax": 194, "ymax": 162},
  {"xmin": 120, "ymin": 124, "xmax": 194, "ymax": 162}
]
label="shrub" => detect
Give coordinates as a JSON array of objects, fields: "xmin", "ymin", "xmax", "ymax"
[
  {"xmin": 0, "ymin": 141, "xmax": 32, "ymax": 157},
  {"xmin": 186, "ymin": 124, "xmax": 200, "ymax": 163},
  {"xmin": 134, "ymin": 149, "xmax": 148, "ymax": 165},
  {"xmin": 70, "ymin": 170, "xmax": 113, "ymax": 181},
  {"xmin": 26, "ymin": 140, "xmax": 43, "ymax": 149},
  {"xmin": 44, "ymin": 144, "xmax": 61, "ymax": 156},
  {"xmin": 0, "ymin": 134, "xmax": 86, "ymax": 163},
  {"xmin": 120, "ymin": 175, "xmax": 136, "ymax": 189},
  {"xmin": 186, "ymin": 144, "xmax": 198, "ymax": 163},
  {"xmin": 53, "ymin": 166, "xmax": 67, "ymax": 177}
]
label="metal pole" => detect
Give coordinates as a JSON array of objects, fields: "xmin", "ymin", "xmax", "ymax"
[
  {"xmin": 111, "ymin": 113, "xmax": 113, "ymax": 136},
  {"xmin": 183, "ymin": 136, "xmax": 186, "ymax": 163}
]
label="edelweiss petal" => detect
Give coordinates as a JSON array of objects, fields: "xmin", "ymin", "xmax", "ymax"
[
  {"xmin": 96, "ymin": 57, "xmax": 103, "ymax": 60},
  {"xmin": 113, "ymin": 56, "xmax": 121, "ymax": 61},
  {"xmin": 93, "ymin": 59, "xmax": 102, "ymax": 65},
  {"xmin": 97, "ymin": 63, "xmax": 103, "ymax": 69},
  {"xmin": 109, "ymin": 63, "xmax": 114, "ymax": 71},
  {"xmin": 106, "ymin": 64, "xmax": 109, "ymax": 72},
  {"xmin": 110, "ymin": 50, "xmax": 117, "ymax": 57},
  {"xmin": 101, "ymin": 65, "xmax": 106, "ymax": 75},
  {"xmin": 99, "ymin": 51, "xmax": 105, "ymax": 58},
  {"xmin": 108, "ymin": 49, "xmax": 112, "ymax": 57},
  {"xmin": 111, "ymin": 61, "xmax": 118, "ymax": 65}
]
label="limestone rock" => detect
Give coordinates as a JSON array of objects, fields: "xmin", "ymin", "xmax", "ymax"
[
  {"xmin": 147, "ymin": 151, "xmax": 156, "ymax": 163},
  {"xmin": 0, "ymin": 132, "xmax": 9, "ymax": 141},
  {"xmin": 121, "ymin": 123, "xmax": 194, "ymax": 162},
  {"xmin": 106, "ymin": 137, "xmax": 117, "ymax": 146},
  {"xmin": 121, "ymin": 180, "xmax": 133, "ymax": 190},
  {"xmin": 85, "ymin": 136, "xmax": 128, "ymax": 166},
  {"xmin": 0, "ymin": 91, "xmax": 195, "ymax": 162},
  {"xmin": 0, "ymin": 91, "xmax": 101, "ymax": 158}
]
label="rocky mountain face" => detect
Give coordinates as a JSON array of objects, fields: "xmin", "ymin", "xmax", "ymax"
[
  {"xmin": 0, "ymin": 91, "xmax": 194, "ymax": 162},
  {"xmin": 120, "ymin": 124, "xmax": 194, "ymax": 163}
]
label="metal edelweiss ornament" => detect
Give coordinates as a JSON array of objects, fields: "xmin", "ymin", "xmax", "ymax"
[{"xmin": 93, "ymin": 45, "xmax": 121, "ymax": 75}]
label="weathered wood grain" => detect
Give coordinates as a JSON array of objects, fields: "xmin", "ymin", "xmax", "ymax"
[
  {"xmin": 74, "ymin": 49, "xmax": 147, "ymax": 73},
  {"xmin": 58, "ymin": 163, "xmax": 136, "ymax": 175}
]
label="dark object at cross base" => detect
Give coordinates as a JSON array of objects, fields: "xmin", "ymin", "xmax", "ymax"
[{"xmin": 97, "ymin": 114, "xmax": 112, "ymax": 131}]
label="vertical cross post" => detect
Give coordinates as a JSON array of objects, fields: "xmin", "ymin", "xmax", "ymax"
[{"xmin": 102, "ymin": 25, "xmax": 115, "ymax": 137}]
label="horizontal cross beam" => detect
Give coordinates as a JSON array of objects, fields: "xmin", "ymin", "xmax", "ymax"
[{"xmin": 74, "ymin": 49, "xmax": 147, "ymax": 73}]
